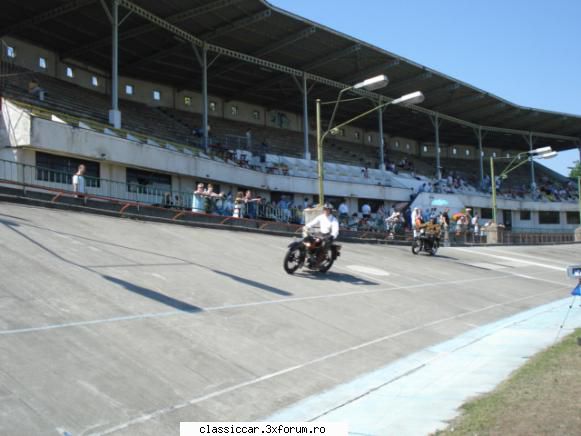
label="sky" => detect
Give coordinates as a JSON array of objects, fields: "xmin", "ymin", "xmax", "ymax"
[{"xmin": 271, "ymin": 0, "xmax": 581, "ymax": 176}]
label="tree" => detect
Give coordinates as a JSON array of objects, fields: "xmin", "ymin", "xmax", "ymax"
[{"xmin": 569, "ymin": 160, "xmax": 581, "ymax": 178}]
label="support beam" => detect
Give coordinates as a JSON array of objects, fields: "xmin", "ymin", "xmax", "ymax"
[
  {"xmin": 431, "ymin": 114, "xmax": 442, "ymax": 180},
  {"xmin": 378, "ymin": 103, "xmax": 385, "ymax": 171},
  {"xmin": 302, "ymin": 75, "xmax": 310, "ymax": 159},
  {"xmin": 211, "ymin": 27, "xmax": 316, "ymax": 79},
  {"xmin": 0, "ymin": 0, "xmax": 96, "ymax": 37},
  {"xmin": 338, "ymin": 59, "xmax": 400, "ymax": 84},
  {"xmin": 124, "ymin": 10, "xmax": 272, "ymax": 70},
  {"xmin": 108, "ymin": 0, "xmax": 121, "ymax": 129},
  {"xmin": 526, "ymin": 132, "xmax": 536, "ymax": 191},
  {"xmin": 240, "ymin": 44, "xmax": 362, "ymax": 97},
  {"xmin": 430, "ymin": 92, "xmax": 485, "ymax": 112},
  {"xmin": 61, "ymin": 0, "xmax": 244, "ymax": 58},
  {"xmin": 474, "ymin": 126, "xmax": 485, "ymax": 186},
  {"xmin": 387, "ymin": 71, "xmax": 432, "ymax": 94},
  {"xmin": 458, "ymin": 101, "xmax": 506, "ymax": 120},
  {"xmin": 202, "ymin": 45, "xmax": 209, "ymax": 151}
]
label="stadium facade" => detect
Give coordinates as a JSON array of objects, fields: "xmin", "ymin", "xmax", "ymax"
[{"xmin": 0, "ymin": 0, "xmax": 580, "ymax": 232}]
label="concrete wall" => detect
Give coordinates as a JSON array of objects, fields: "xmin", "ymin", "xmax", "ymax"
[{"xmin": 23, "ymin": 117, "xmax": 412, "ymax": 202}]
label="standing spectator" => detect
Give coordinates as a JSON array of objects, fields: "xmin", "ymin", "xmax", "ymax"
[
  {"xmin": 361, "ymin": 165, "xmax": 369, "ymax": 178},
  {"xmin": 204, "ymin": 184, "xmax": 224, "ymax": 214},
  {"xmin": 361, "ymin": 202, "xmax": 371, "ymax": 219},
  {"xmin": 244, "ymin": 190, "xmax": 261, "ymax": 219},
  {"xmin": 233, "ymin": 191, "xmax": 245, "ymax": 218},
  {"xmin": 72, "ymin": 164, "xmax": 86, "ymax": 197},
  {"xmin": 471, "ymin": 213, "xmax": 480, "ymax": 242},
  {"xmin": 192, "ymin": 183, "xmax": 208, "ymax": 213},
  {"xmin": 338, "ymin": 200, "xmax": 349, "ymax": 226},
  {"xmin": 411, "ymin": 207, "xmax": 421, "ymax": 238}
]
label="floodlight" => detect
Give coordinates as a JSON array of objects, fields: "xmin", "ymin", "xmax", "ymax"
[
  {"xmin": 539, "ymin": 151, "xmax": 558, "ymax": 159},
  {"xmin": 392, "ymin": 91, "xmax": 425, "ymax": 106},
  {"xmin": 353, "ymin": 74, "xmax": 389, "ymax": 91}
]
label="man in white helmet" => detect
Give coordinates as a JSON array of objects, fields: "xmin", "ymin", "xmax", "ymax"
[{"xmin": 304, "ymin": 203, "xmax": 339, "ymax": 261}]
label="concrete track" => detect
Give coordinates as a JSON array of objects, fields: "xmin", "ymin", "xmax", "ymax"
[{"xmin": 0, "ymin": 203, "xmax": 576, "ymax": 435}]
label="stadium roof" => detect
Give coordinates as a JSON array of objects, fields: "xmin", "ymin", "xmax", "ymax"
[{"xmin": 2, "ymin": 0, "xmax": 580, "ymax": 150}]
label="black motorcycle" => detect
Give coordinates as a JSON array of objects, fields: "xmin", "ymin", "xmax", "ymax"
[
  {"xmin": 411, "ymin": 228, "xmax": 439, "ymax": 256},
  {"xmin": 283, "ymin": 230, "xmax": 341, "ymax": 274}
]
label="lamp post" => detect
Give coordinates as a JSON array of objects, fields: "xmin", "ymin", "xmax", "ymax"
[
  {"xmin": 490, "ymin": 146, "xmax": 558, "ymax": 223},
  {"xmin": 315, "ymin": 76, "xmax": 424, "ymax": 205}
]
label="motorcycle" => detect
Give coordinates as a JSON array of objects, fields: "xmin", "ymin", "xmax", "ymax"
[
  {"xmin": 283, "ymin": 229, "xmax": 341, "ymax": 274},
  {"xmin": 411, "ymin": 228, "xmax": 439, "ymax": 256}
]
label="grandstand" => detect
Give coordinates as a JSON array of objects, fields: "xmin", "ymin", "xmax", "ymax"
[{"xmin": 1, "ymin": 0, "xmax": 580, "ymax": 232}]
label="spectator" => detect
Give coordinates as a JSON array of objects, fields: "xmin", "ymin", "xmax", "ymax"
[
  {"xmin": 361, "ymin": 202, "xmax": 371, "ymax": 219},
  {"xmin": 163, "ymin": 192, "xmax": 172, "ymax": 208},
  {"xmin": 411, "ymin": 207, "xmax": 421, "ymax": 238},
  {"xmin": 472, "ymin": 213, "xmax": 480, "ymax": 242},
  {"xmin": 204, "ymin": 184, "xmax": 224, "ymax": 214},
  {"xmin": 72, "ymin": 164, "xmax": 86, "ymax": 197},
  {"xmin": 361, "ymin": 165, "xmax": 369, "ymax": 178},
  {"xmin": 233, "ymin": 191, "xmax": 245, "ymax": 218},
  {"xmin": 244, "ymin": 190, "xmax": 261, "ymax": 219},
  {"xmin": 28, "ymin": 80, "xmax": 46, "ymax": 101},
  {"xmin": 338, "ymin": 200, "xmax": 349, "ymax": 225},
  {"xmin": 192, "ymin": 183, "xmax": 208, "ymax": 213},
  {"xmin": 223, "ymin": 193, "xmax": 234, "ymax": 216}
]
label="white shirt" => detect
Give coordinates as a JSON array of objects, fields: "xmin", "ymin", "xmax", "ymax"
[
  {"xmin": 361, "ymin": 204, "xmax": 371, "ymax": 215},
  {"xmin": 305, "ymin": 214, "xmax": 339, "ymax": 239},
  {"xmin": 72, "ymin": 174, "xmax": 85, "ymax": 193},
  {"xmin": 338, "ymin": 203, "xmax": 349, "ymax": 214}
]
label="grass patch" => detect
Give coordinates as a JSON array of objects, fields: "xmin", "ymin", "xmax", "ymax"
[{"xmin": 436, "ymin": 328, "xmax": 581, "ymax": 436}]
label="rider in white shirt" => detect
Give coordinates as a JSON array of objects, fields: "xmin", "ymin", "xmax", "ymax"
[{"xmin": 304, "ymin": 203, "xmax": 339, "ymax": 243}]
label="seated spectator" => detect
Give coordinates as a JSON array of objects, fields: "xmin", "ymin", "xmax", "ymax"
[
  {"xmin": 361, "ymin": 203, "xmax": 371, "ymax": 219},
  {"xmin": 28, "ymin": 80, "xmax": 46, "ymax": 101}
]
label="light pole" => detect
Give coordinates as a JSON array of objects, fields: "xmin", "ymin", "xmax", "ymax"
[
  {"xmin": 315, "ymin": 76, "xmax": 424, "ymax": 205},
  {"xmin": 490, "ymin": 146, "xmax": 558, "ymax": 223}
]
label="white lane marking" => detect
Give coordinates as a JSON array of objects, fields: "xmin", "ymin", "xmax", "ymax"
[
  {"xmin": 452, "ymin": 247, "xmax": 566, "ymax": 272},
  {"xmin": 88, "ymin": 287, "xmax": 567, "ymax": 436},
  {"xmin": 0, "ymin": 274, "xmax": 523, "ymax": 336},
  {"xmin": 346, "ymin": 265, "xmax": 390, "ymax": 276},
  {"xmin": 150, "ymin": 273, "xmax": 167, "ymax": 281}
]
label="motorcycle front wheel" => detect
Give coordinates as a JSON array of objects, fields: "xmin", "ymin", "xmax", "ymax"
[
  {"xmin": 411, "ymin": 238, "xmax": 421, "ymax": 255},
  {"xmin": 283, "ymin": 246, "xmax": 304, "ymax": 274}
]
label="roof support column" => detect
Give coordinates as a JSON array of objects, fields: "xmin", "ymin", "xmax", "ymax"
[
  {"xmin": 378, "ymin": 103, "xmax": 385, "ymax": 171},
  {"xmin": 527, "ymin": 131, "xmax": 536, "ymax": 191},
  {"xmin": 202, "ymin": 44, "xmax": 209, "ymax": 151},
  {"xmin": 302, "ymin": 75, "xmax": 310, "ymax": 159},
  {"xmin": 108, "ymin": 0, "xmax": 121, "ymax": 129},
  {"xmin": 473, "ymin": 126, "xmax": 487, "ymax": 187},
  {"xmin": 430, "ymin": 114, "xmax": 442, "ymax": 180}
]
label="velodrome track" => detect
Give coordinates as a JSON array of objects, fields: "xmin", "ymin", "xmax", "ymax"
[{"xmin": 0, "ymin": 203, "xmax": 577, "ymax": 436}]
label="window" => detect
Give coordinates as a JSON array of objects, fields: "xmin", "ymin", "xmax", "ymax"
[
  {"xmin": 125, "ymin": 84, "xmax": 134, "ymax": 95},
  {"xmin": 539, "ymin": 211, "xmax": 560, "ymax": 225},
  {"xmin": 354, "ymin": 132, "xmax": 360, "ymax": 140},
  {"xmin": 231, "ymin": 105, "xmax": 239, "ymax": 116},
  {"xmin": 566, "ymin": 211, "xmax": 580, "ymax": 225},
  {"xmin": 184, "ymin": 96, "xmax": 192, "ymax": 106},
  {"xmin": 6, "ymin": 46, "xmax": 15, "ymax": 58},
  {"xmin": 339, "ymin": 128, "xmax": 345, "ymax": 137},
  {"xmin": 520, "ymin": 210, "xmax": 531, "ymax": 220},
  {"xmin": 66, "ymin": 66, "xmax": 74, "ymax": 78},
  {"xmin": 39, "ymin": 57, "xmax": 47, "ymax": 69},
  {"xmin": 406, "ymin": 143, "xmax": 410, "ymax": 150},
  {"xmin": 152, "ymin": 90, "xmax": 161, "ymax": 101},
  {"xmin": 423, "ymin": 145, "xmax": 428, "ymax": 153},
  {"xmin": 480, "ymin": 208, "xmax": 493, "ymax": 219},
  {"xmin": 91, "ymin": 76, "xmax": 99, "ymax": 87},
  {"xmin": 209, "ymin": 101, "xmax": 217, "ymax": 112},
  {"xmin": 466, "ymin": 149, "xmax": 471, "ymax": 156},
  {"xmin": 126, "ymin": 168, "xmax": 171, "ymax": 194},
  {"xmin": 506, "ymin": 153, "xmax": 511, "ymax": 158},
  {"xmin": 367, "ymin": 134, "xmax": 373, "ymax": 143},
  {"xmin": 35, "ymin": 151, "xmax": 100, "ymax": 187},
  {"xmin": 493, "ymin": 152, "xmax": 497, "ymax": 158},
  {"xmin": 394, "ymin": 141, "xmax": 399, "ymax": 148},
  {"xmin": 452, "ymin": 148, "xmax": 457, "ymax": 155},
  {"xmin": 252, "ymin": 110, "xmax": 260, "ymax": 120}
]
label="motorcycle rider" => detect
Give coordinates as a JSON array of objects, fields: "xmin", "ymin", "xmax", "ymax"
[{"xmin": 303, "ymin": 203, "xmax": 339, "ymax": 262}]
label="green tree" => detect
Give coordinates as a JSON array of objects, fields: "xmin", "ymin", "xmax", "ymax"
[{"xmin": 569, "ymin": 160, "xmax": 581, "ymax": 178}]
